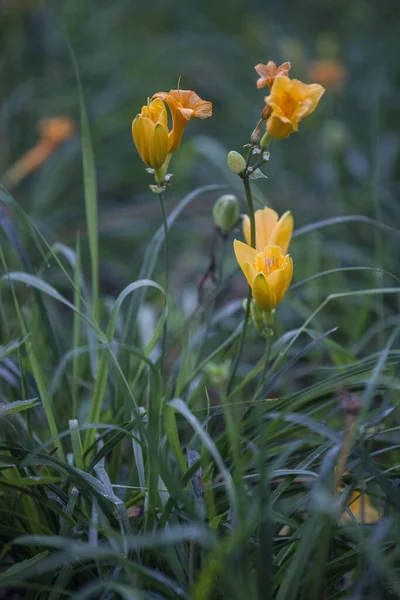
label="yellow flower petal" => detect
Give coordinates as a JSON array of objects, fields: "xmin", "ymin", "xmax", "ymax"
[
  {"xmin": 244, "ymin": 261, "xmax": 257, "ymax": 287},
  {"xmin": 266, "ymin": 114, "xmax": 297, "ymax": 139},
  {"xmin": 269, "ymin": 211, "xmax": 294, "ymax": 255},
  {"xmin": 265, "ymin": 76, "xmax": 325, "ymax": 140},
  {"xmin": 265, "ymin": 255, "xmax": 293, "ymax": 306},
  {"xmin": 150, "ymin": 122, "xmax": 168, "ymax": 169},
  {"xmin": 233, "ymin": 240, "xmax": 293, "ymax": 312},
  {"xmin": 233, "ymin": 240, "xmax": 258, "ymax": 285},
  {"xmin": 243, "ymin": 207, "xmax": 279, "ymax": 251},
  {"xmin": 256, "ymin": 207, "xmax": 279, "ymax": 250},
  {"xmin": 252, "ymin": 272, "xmax": 275, "ymax": 311},
  {"xmin": 132, "ymin": 99, "xmax": 170, "ymax": 170},
  {"xmin": 132, "ymin": 115, "xmax": 153, "ymax": 166}
]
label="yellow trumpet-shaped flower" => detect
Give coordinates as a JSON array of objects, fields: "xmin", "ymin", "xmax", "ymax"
[
  {"xmin": 234, "ymin": 242, "xmax": 293, "ymax": 311},
  {"xmin": 242, "ymin": 207, "xmax": 293, "ymax": 254},
  {"xmin": 264, "ymin": 76, "xmax": 325, "ymax": 140},
  {"xmin": 152, "ymin": 89, "xmax": 212, "ymax": 153},
  {"xmin": 132, "ymin": 98, "xmax": 169, "ymax": 170}
]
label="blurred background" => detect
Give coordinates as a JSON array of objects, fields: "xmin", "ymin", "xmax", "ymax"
[{"xmin": 0, "ymin": 0, "xmax": 399, "ymax": 339}]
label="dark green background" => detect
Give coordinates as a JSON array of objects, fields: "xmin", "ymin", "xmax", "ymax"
[{"xmin": 0, "ymin": 0, "xmax": 399, "ymax": 297}]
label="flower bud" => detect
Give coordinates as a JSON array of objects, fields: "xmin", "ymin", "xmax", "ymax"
[
  {"xmin": 203, "ymin": 360, "xmax": 231, "ymax": 387},
  {"xmin": 213, "ymin": 194, "xmax": 240, "ymax": 234},
  {"xmin": 250, "ymin": 299, "xmax": 264, "ymax": 334},
  {"xmin": 251, "ymin": 119, "xmax": 263, "ymax": 143},
  {"xmin": 227, "ymin": 150, "xmax": 246, "ymax": 174},
  {"xmin": 260, "ymin": 131, "xmax": 272, "ymax": 150}
]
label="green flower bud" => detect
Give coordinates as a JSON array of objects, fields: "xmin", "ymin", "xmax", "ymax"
[
  {"xmin": 203, "ymin": 360, "xmax": 231, "ymax": 387},
  {"xmin": 250, "ymin": 299, "xmax": 264, "ymax": 334},
  {"xmin": 227, "ymin": 150, "xmax": 246, "ymax": 174},
  {"xmin": 213, "ymin": 194, "xmax": 240, "ymax": 234},
  {"xmin": 260, "ymin": 131, "xmax": 272, "ymax": 150}
]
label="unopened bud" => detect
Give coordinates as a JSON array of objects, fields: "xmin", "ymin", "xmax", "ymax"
[
  {"xmin": 213, "ymin": 194, "xmax": 240, "ymax": 234},
  {"xmin": 203, "ymin": 359, "xmax": 231, "ymax": 387},
  {"xmin": 251, "ymin": 119, "xmax": 263, "ymax": 143},
  {"xmin": 250, "ymin": 299, "xmax": 264, "ymax": 334},
  {"xmin": 260, "ymin": 131, "xmax": 272, "ymax": 150},
  {"xmin": 263, "ymin": 308, "xmax": 275, "ymax": 327},
  {"xmin": 261, "ymin": 105, "xmax": 271, "ymax": 121},
  {"xmin": 227, "ymin": 150, "xmax": 246, "ymax": 174}
]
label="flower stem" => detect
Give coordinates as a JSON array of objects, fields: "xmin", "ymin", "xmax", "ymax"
[
  {"xmin": 158, "ymin": 190, "xmax": 169, "ymax": 368},
  {"xmin": 253, "ymin": 334, "xmax": 273, "ymax": 401},
  {"xmin": 243, "ymin": 176, "xmax": 256, "ymax": 248},
  {"xmin": 227, "ymin": 174, "xmax": 256, "ymax": 394}
]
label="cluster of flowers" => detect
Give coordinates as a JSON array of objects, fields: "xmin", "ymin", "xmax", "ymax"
[
  {"xmin": 132, "ymin": 90, "xmax": 212, "ymax": 183},
  {"xmin": 131, "ymin": 61, "xmax": 325, "ymax": 320}
]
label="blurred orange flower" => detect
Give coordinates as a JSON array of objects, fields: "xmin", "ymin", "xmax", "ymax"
[
  {"xmin": 264, "ymin": 76, "xmax": 325, "ymax": 139},
  {"xmin": 3, "ymin": 116, "xmax": 76, "ymax": 189},
  {"xmin": 39, "ymin": 116, "xmax": 76, "ymax": 145},
  {"xmin": 255, "ymin": 61, "xmax": 291, "ymax": 89},
  {"xmin": 152, "ymin": 89, "xmax": 212, "ymax": 153},
  {"xmin": 307, "ymin": 59, "xmax": 346, "ymax": 92}
]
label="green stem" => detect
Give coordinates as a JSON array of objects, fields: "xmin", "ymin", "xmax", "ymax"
[
  {"xmin": 195, "ymin": 232, "xmax": 226, "ymax": 366},
  {"xmin": 158, "ymin": 191, "xmax": 169, "ymax": 369},
  {"xmin": 253, "ymin": 334, "xmax": 272, "ymax": 401},
  {"xmin": 227, "ymin": 175, "xmax": 256, "ymax": 394},
  {"xmin": 244, "ymin": 176, "xmax": 256, "ymax": 248}
]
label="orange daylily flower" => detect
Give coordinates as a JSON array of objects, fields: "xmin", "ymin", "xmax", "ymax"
[
  {"xmin": 39, "ymin": 116, "xmax": 76, "ymax": 145},
  {"xmin": 264, "ymin": 76, "xmax": 325, "ymax": 140},
  {"xmin": 132, "ymin": 98, "xmax": 169, "ymax": 171},
  {"xmin": 242, "ymin": 207, "xmax": 293, "ymax": 254},
  {"xmin": 152, "ymin": 89, "xmax": 212, "ymax": 153},
  {"xmin": 307, "ymin": 59, "xmax": 346, "ymax": 92},
  {"xmin": 255, "ymin": 61, "xmax": 291, "ymax": 89},
  {"xmin": 234, "ymin": 242, "xmax": 293, "ymax": 311},
  {"xmin": 3, "ymin": 116, "xmax": 76, "ymax": 189}
]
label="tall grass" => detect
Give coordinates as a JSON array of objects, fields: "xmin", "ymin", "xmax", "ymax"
[{"xmin": 1, "ymin": 2, "xmax": 400, "ymax": 598}]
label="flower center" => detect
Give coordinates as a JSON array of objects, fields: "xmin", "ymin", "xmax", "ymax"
[
  {"xmin": 264, "ymin": 256, "xmax": 280, "ymax": 275},
  {"xmin": 281, "ymin": 92, "xmax": 298, "ymax": 119},
  {"xmin": 254, "ymin": 246, "xmax": 284, "ymax": 277}
]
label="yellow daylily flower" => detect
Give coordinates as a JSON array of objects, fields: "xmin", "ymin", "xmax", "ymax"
[
  {"xmin": 254, "ymin": 60, "xmax": 291, "ymax": 89},
  {"xmin": 152, "ymin": 89, "xmax": 212, "ymax": 153},
  {"xmin": 242, "ymin": 207, "xmax": 293, "ymax": 254},
  {"xmin": 132, "ymin": 98, "xmax": 169, "ymax": 170},
  {"xmin": 264, "ymin": 76, "xmax": 325, "ymax": 140},
  {"xmin": 233, "ymin": 242, "xmax": 293, "ymax": 311}
]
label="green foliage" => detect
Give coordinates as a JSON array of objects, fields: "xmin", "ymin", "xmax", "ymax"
[{"xmin": 1, "ymin": 0, "xmax": 400, "ymax": 598}]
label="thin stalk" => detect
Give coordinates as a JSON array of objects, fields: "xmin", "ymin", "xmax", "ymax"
[
  {"xmin": 227, "ymin": 175, "xmax": 256, "ymax": 394},
  {"xmin": 196, "ymin": 233, "xmax": 228, "ymax": 365},
  {"xmin": 243, "ymin": 176, "xmax": 256, "ymax": 248},
  {"xmin": 158, "ymin": 191, "xmax": 169, "ymax": 370},
  {"xmin": 253, "ymin": 334, "xmax": 273, "ymax": 401},
  {"xmin": 72, "ymin": 234, "xmax": 81, "ymax": 418}
]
